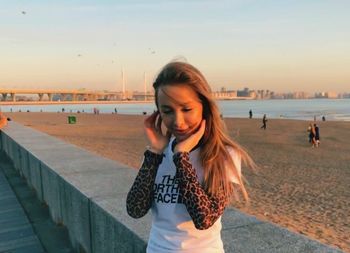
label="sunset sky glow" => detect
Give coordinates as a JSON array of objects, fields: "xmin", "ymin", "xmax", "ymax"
[{"xmin": 1, "ymin": 0, "xmax": 349, "ymax": 93}]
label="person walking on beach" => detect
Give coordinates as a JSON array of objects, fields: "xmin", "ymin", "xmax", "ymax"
[
  {"xmin": 249, "ymin": 109, "xmax": 253, "ymax": 119},
  {"xmin": 307, "ymin": 123, "xmax": 313, "ymax": 143},
  {"xmin": 260, "ymin": 114, "xmax": 267, "ymax": 129},
  {"xmin": 314, "ymin": 123, "xmax": 320, "ymax": 147},
  {"xmin": 308, "ymin": 123, "xmax": 317, "ymax": 147},
  {"xmin": 126, "ymin": 61, "xmax": 255, "ymax": 253}
]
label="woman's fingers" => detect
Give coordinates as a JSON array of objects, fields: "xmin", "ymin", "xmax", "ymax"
[
  {"xmin": 190, "ymin": 119, "xmax": 206, "ymax": 141},
  {"xmin": 156, "ymin": 113, "xmax": 162, "ymax": 132},
  {"xmin": 144, "ymin": 112, "xmax": 159, "ymax": 142},
  {"xmin": 174, "ymin": 120, "xmax": 206, "ymax": 153},
  {"xmin": 197, "ymin": 120, "xmax": 206, "ymax": 138},
  {"xmin": 145, "ymin": 111, "xmax": 164, "ymax": 136},
  {"xmin": 144, "ymin": 111, "xmax": 171, "ymax": 153},
  {"xmin": 144, "ymin": 111, "xmax": 158, "ymax": 128}
]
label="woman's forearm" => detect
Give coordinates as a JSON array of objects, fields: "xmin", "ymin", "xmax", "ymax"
[
  {"xmin": 173, "ymin": 152, "xmax": 228, "ymax": 230},
  {"xmin": 126, "ymin": 150, "xmax": 163, "ymax": 218}
]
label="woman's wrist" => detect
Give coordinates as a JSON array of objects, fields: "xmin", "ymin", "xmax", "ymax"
[
  {"xmin": 144, "ymin": 149, "xmax": 164, "ymax": 166},
  {"xmin": 173, "ymin": 141, "xmax": 194, "ymax": 153}
]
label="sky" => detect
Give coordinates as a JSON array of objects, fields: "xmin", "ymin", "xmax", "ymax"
[{"xmin": 0, "ymin": 0, "xmax": 349, "ymax": 93}]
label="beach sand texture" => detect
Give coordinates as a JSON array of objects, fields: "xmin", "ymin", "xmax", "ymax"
[{"xmin": 7, "ymin": 112, "xmax": 350, "ymax": 252}]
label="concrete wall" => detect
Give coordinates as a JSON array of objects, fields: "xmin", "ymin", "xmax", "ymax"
[{"xmin": 0, "ymin": 122, "xmax": 343, "ymax": 253}]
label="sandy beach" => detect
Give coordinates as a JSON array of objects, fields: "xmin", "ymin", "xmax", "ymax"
[{"xmin": 6, "ymin": 112, "xmax": 350, "ymax": 252}]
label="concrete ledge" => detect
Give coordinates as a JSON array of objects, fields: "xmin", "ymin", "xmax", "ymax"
[
  {"xmin": 90, "ymin": 195, "xmax": 148, "ymax": 252},
  {"xmin": 0, "ymin": 122, "xmax": 344, "ymax": 253}
]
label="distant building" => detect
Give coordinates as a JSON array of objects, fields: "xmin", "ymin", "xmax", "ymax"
[
  {"xmin": 314, "ymin": 92, "xmax": 326, "ymax": 98},
  {"xmin": 315, "ymin": 91, "xmax": 338, "ymax": 98},
  {"xmin": 248, "ymin": 90, "xmax": 257, "ymax": 99},
  {"xmin": 326, "ymin": 91, "xmax": 337, "ymax": 99},
  {"xmin": 237, "ymin": 87, "xmax": 250, "ymax": 97},
  {"xmin": 293, "ymin": 91, "xmax": 310, "ymax": 99},
  {"xmin": 271, "ymin": 93, "xmax": 284, "ymax": 99},
  {"xmin": 341, "ymin": 93, "xmax": 350, "ymax": 98},
  {"xmin": 212, "ymin": 90, "xmax": 237, "ymax": 99}
]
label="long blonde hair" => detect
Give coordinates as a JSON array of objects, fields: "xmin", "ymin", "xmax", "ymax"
[{"xmin": 153, "ymin": 61, "xmax": 256, "ymax": 201}]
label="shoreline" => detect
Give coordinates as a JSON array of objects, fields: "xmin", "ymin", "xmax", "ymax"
[
  {"xmin": 3, "ymin": 111, "xmax": 349, "ymax": 123},
  {"xmin": 5, "ymin": 112, "xmax": 350, "ymax": 252},
  {"xmin": 1, "ymin": 99, "xmax": 349, "ymax": 122},
  {"xmin": 0, "ymin": 100, "xmax": 153, "ymax": 106}
]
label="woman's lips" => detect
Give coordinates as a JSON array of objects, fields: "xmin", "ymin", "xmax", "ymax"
[{"xmin": 173, "ymin": 129, "xmax": 188, "ymax": 135}]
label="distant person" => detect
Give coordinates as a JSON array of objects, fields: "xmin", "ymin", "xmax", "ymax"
[
  {"xmin": 260, "ymin": 114, "xmax": 267, "ymax": 130},
  {"xmin": 114, "ymin": 107, "xmax": 118, "ymax": 114},
  {"xmin": 249, "ymin": 109, "xmax": 253, "ymax": 119},
  {"xmin": 322, "ymin": 116, "xmax": 326, "ymax": 121},
  {"xmin": 314, "ymin": 123, "xmax": 320, "ymax": 147},
  {"xmin": 307, "ymin": 123, "xmax": 313, "ymax": 143},
  {"xmin": 126, "ymin": 61, "xmax": 256, "ymax": 253},
  {"xmin": 309, "ymin": 123, "xmax": 317, "ymax": 148}
]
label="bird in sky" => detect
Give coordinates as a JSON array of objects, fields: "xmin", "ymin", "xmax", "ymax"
[{"xmin": 148, "ymin": 48, "xmax": 156, "ymax": 54}]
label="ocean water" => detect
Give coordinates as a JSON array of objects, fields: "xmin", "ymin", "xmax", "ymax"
[{"xmin": 1, "ymin": 99, "xmax": 349, "ymax": 121}]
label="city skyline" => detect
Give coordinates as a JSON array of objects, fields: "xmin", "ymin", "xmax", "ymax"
[
  {"xmin": 1, "ymin": 0, "xmax": 349, "ymax": 93},
  {"xmin": 1, "ymin": 86, "xmax": 348, "ymax": 103}
]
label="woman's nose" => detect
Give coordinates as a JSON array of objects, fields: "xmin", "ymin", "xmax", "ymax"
[{"xmin": 173, "ymin": 113, "xmax": 184, "ymax": 127}]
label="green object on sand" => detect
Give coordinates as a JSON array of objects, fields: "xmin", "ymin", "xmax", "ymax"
[{"xmin": 68, "ymin": 116, "xmax": 76, "ymax": 124}]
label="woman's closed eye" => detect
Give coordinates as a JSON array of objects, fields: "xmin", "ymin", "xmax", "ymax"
[{"xmin": 161, "ymin": 110, "xmax": 173, "ymax": 114}]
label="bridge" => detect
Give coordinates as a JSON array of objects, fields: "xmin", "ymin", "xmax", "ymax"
[
  {"xmin": 0, "ymin": 88, "xmax": 255, "ymax": 102},
  {"xmin": 0, "ymin": 89, "xmax": 125, "ymax": 102}
]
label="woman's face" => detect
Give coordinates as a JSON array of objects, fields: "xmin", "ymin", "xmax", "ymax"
[{"xmin": 157, "ymin": 84, "xmax": 203, "ymax": 142}]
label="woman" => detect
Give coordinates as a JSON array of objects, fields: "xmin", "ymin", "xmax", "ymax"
[{"xmin": 126, "ymin": 62, "xmax": 255, "ymax": 252}]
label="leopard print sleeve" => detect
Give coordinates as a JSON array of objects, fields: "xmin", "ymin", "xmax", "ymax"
[
  {"xmin": 173, "ymin": 152, "xmax": 229, "ymax": 230},
  {"xmin": 126, "ymin": 150, "xmax": 164, "ymax": 218}
]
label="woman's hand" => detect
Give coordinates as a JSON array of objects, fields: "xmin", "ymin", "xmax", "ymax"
[
  {"xmin": 174, "ymin": 120, "xmax": 206, "ymax": 153},
  {"xmin": 144, "ymin": 111, "xmax": 171, "ymax": 154}
]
